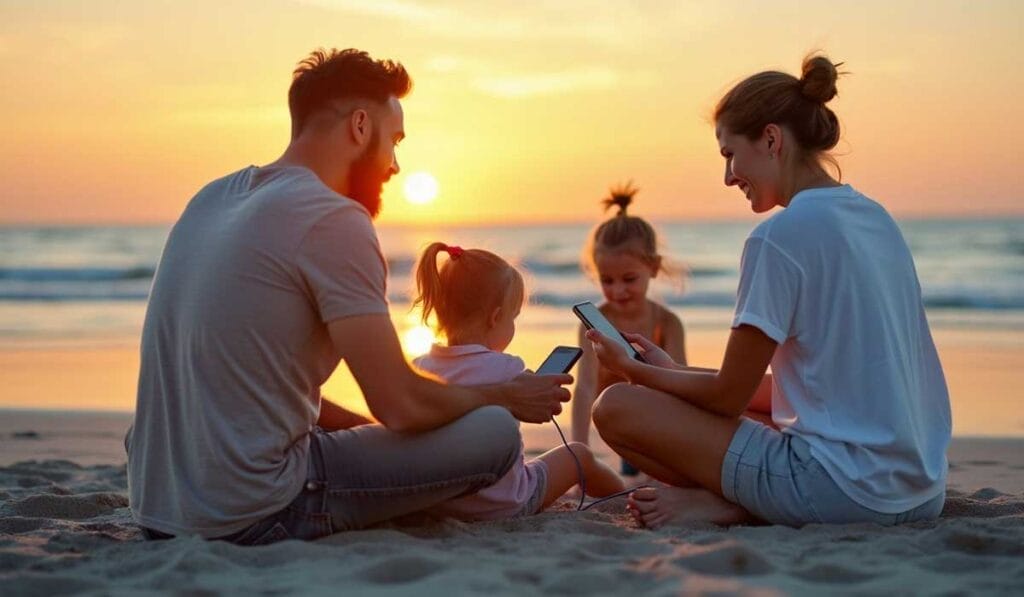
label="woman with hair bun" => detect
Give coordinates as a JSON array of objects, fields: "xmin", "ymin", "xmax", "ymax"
[{"xmin": 585, "ymin": 54, "xmax": 951, "ymax": 528}]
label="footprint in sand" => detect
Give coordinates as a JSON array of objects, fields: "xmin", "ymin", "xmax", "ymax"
[
  {"xmin": 791, "ymin": 562, "xmax": 875, "ymax": 584},
  {"xmin": 356, "ymin": 555, "xmax": 445, "ymax": 584},
  {"xmin": 577, "ymin": 537, "xmax": 661, "ymax": 560},
  {"xmin": 969, "ymin": 487, "xmax": 1009, "ymax": 500},
  {"xmin": 3, "ymin": 575, "xmax": 103, "ymax": 595},
  {"xmin": 503, "ymin": 568, "xmax": 543, "ymax": 586},
  {"xmin": 940, "ymin": 527, "xmax": 1024, "ymax": 557},
  {"xmin": 917, "ymin": 553, "xmax": 997, "ymax": 574},
  {"xmin": 544, "ymin": 570, "xmax": 637, "ymax": 595},
  {"xmin": 665, "ymin": 543, "xmax": 775, "ymax": 577},
  {"xmin": 0, "ymin": 516, "xmax": 49, "ymax": 534},
  {"xmin": 6, "ymin": 492, "xmax": 128, "ymax": 520},
  {"xmin": 5, "ymin": 462, "xmax": 78, "ymax": 483}
]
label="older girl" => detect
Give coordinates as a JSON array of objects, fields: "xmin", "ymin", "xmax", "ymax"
[{"xmin": 571, "ymin": 184, "xmax": 688, "ymax": 478}]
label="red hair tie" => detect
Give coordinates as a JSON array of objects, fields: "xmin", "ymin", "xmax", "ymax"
[{"xmin": 445, "ymin": 245, "xmax": 465, "ymax": 259}]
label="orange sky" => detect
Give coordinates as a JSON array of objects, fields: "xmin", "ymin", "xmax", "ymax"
[{"xmin": 1, "ymin": 0, "xmax": 1021, "ymax": 225}]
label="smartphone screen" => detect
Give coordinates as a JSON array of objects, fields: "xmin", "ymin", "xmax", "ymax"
[
  {"xmin": 536, "ymin": 346, "xmax": 583, "ymax": 375},
  {"xmin": 572, "ymin": 301, "xmax": 645, "ymax": 362}
]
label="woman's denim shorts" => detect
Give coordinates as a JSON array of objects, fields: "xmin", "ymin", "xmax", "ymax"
[{"xmin": 721, "ymin": 418, "xmax": 945, "ymax": 527}]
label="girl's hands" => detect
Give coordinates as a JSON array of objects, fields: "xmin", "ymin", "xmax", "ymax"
[{"xmin": 622, "ymin": 333, "xmax": 677, "ymax": 369}]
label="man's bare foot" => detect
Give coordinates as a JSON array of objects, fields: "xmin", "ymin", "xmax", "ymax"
[{"xmin": 626, "ymin": 486, "xmax": 750, "ymax": 529}]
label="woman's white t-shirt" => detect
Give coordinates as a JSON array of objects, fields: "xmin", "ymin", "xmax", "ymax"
[{"xmin": 733, "ymin": 184, "xmax": 951, "ymax": 513}]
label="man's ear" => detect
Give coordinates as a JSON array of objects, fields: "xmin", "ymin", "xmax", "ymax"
[{"xmin": 350, "ymin": 109, "xmax": 371, "ymax": 145}]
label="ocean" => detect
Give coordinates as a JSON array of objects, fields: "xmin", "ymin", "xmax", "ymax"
[{"xmin": 1, "ymin": 218, "xmax": 1023, "ymax": 347}]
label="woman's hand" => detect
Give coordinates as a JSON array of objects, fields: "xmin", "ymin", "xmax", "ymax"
[
  {"xmin": 622, "ymin": 332, "xmax": 678, "ymax": 369},
  {"xmin": 585, "ymin": 329, "xmax": 642, "ymax": 381}
]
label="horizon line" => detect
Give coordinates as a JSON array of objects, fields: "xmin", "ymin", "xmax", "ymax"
[{"xmin": 3, "ymin": 211, "xmax": 1024, "ymax": 229}]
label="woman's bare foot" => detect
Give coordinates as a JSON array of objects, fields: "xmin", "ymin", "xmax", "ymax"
[{"xmin": 626, "ymin": 486, "xmax": 750, "ymax": 529}]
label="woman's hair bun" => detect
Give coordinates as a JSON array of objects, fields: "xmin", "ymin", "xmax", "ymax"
[
  {"xmin": 602, "ymin": 181, "xmax": 638, "ymax": 216},
  {"xmin": 800, "ymin": 54, "xmax": 840, "ymax": 104}
]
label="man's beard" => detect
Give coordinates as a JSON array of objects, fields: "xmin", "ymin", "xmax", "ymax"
[{"xmin": 347, "ymin": 133, "xmax": 388, "ymax": 219}]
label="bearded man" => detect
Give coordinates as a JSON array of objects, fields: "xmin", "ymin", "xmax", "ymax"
[{"xmin": 126, "ymin": 49, "xmax": 570, "ymax": 544}]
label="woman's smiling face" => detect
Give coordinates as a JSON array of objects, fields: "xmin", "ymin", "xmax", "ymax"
[{"xmin": 716, "ymin": 123, "xmax": 783, "ymax": 213}]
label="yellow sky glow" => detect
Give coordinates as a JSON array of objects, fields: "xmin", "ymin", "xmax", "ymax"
[{"xmin": 1, "ymin": 0, "xmax": 1022, "ymax": 225}]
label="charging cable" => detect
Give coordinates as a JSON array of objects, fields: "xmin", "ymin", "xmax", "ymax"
[{"xmin": 549, "ymin": 416, "xmax": 649, "ymax": 511}]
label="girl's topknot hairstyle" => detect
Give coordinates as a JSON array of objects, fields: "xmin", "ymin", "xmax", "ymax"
[
  {"xmin": 602, "ymin": 181, "xmax": 638, "ymax": 216},
  {"xmin": 583, "ymin": 182, "xmax": 669, "ymax": 278}
]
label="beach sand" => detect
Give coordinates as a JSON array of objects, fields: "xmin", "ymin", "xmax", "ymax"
[
  {"xmin": 2, "ymin": 318, "xmax": 1023, "ymax": 594},
  {"xmin": 1, "ymin": 429, "xmax": 1022, "ymax": 595}
]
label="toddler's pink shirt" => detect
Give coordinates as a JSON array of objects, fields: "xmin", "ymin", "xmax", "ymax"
[{"xmin": 413, "ymin": 344, "xmax": 544, "ymax": 520}]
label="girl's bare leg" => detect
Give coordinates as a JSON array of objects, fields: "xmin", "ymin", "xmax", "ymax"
[{"xmin": 534, "ymin": 442, "xmax": 625, "ymax": 510}]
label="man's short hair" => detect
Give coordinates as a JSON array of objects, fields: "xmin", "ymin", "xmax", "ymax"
[{"xmin": 288, "ymin": 48, "xmax": 412, "ymax": 138}]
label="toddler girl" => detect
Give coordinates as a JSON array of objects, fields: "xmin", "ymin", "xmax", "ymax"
[{"xmin": 412, "ymin": 242, "xmax": 624, "ymax": 520}]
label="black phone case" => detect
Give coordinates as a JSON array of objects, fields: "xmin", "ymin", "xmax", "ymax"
[
  {"xmin": 537, "ymin": 346, "xmax": 583, "ymax": 374},
  {"xmin": 572, "ymin": 303, "xmax": 647, "ymax": 363}
]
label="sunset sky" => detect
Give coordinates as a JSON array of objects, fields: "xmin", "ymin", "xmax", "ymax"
[{"xmin": 1, "ymin": 0, "xmax": 1021, "ymax": 225}]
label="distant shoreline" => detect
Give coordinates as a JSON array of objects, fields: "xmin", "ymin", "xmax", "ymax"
[{"xmin": 3, "ymin": 212, "xmax": 1024, "ymax": 229}]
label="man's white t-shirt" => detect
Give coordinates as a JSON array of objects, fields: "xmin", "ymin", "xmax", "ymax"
[
  {"xmin": 733, "ymin": 184, "xmax": 951, "ymax": 513},
  {"xmin": 127, "ymin": 166, "xmax": 389, "ymax": 537}
]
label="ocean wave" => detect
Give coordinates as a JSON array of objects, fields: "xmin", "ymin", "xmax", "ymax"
[
  {"xmin": 3, "ymin": 285, "xmax": 1022, "ymax": 311},
  {"xmin": 923, "ymin": 295, "xmax": 1024, "ymax": 310},
  {"xmin": 385, "ymin": 290, "xmax": 1024, "ymax": 311},
  {"xmin": 0, "ymin": 266, "xmax": 155, "ymax": 282},
  {"xmin": 0, "ymin": 290, "xmax": 150, "ymax": 301},
  {"xmin": 385, "ymin": 257, "xmax": 734, "ymax": 278}
]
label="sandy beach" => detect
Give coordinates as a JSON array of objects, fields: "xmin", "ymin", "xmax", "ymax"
[
  {"xmin": 2, "ymin": 421, "xmax": 1023, "ymax": 596},
  {"xmin": 2, "ymin": 317, "xmax": 1023, "ymax": 595}
]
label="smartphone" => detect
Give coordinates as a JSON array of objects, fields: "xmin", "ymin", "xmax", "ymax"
[
  {"xmin": 536, "ymin": 346, "xmax": 583, "ymax": 375},
  {"xmin": 572, "ymin": 301, "xmax": 646, "ymax": 363}
]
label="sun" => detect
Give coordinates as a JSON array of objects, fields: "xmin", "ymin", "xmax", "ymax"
[
  {"xmin": 403, "ymin": 172, "xmax": 439, "ymax": 205},
  {"xmin": 401, "ymin": 324, "xmax": 436, "ymax": 356}
]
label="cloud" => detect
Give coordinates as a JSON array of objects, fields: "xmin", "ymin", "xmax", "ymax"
[
  {"xmin": 424, "ymin": 55, "xmax": 465, "ymax": 74},
  {"xmin": 299, "ymin": 0, "xmax": 455, "ymax": 23},
  {"xmin": 420, "ymin": 51, "xmax": 657, "ymax": 98},
  {"xmin": 171, "ymin": 105, "xmax": 287, "ymax": 127},
  {"xmin": 293, "ymin": 0, "xmax": 705, "ymax": 46},
  {"xmin": 474, "ymin": 67, "xmax": 619, "ymax": 98}
]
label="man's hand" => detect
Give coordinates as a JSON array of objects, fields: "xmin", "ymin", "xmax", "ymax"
[
  {"xmin": 622, "ymin": 332, "xmax": 677, "ymax": 369},
  {"xmin": 501, "ymin": 372, "xmax": 572, "ymax": 423},
  {"xmin": 585, "ymin": 329, "xmax": 642, "ymax": 381}
]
